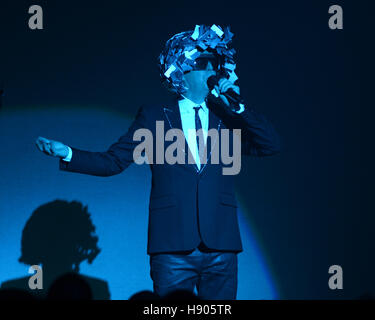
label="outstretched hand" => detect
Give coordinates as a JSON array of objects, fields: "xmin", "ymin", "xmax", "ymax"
[{"xmin": 35, "ymin": 136, "xmax": 69, "ymax": 158}]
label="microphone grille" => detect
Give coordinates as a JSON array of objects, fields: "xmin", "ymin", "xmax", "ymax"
[{"xmin": 207, "ymin": 75, "xmax": 220, "ymax": 90}]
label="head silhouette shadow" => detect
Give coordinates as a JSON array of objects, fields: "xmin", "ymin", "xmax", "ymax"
[{"xmin": 0, "ymin": 200, "xmax": 110, "ymax": 300}]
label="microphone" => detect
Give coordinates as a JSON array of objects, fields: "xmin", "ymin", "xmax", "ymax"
[{"xmin": 207, "ymin": 75, "xmax": 245, "ymax": 105}]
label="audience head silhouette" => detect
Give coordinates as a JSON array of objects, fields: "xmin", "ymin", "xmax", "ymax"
[
  {"xmin": 47, "ymin": 272, "xmax": 93, "ymax": 300},
  {"xmin": 163, "ymin": 289, "xmax": 200, "ymax": 301},
  {"xmin": 129, "ymin": 290, "xmax": 160, "ymax": 301}
]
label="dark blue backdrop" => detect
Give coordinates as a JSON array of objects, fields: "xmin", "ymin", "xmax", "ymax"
[{"xmin": 0, "ymin": 0, "xmax": 370, "ymax": 299}]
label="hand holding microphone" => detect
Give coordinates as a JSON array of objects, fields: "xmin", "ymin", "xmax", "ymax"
[{"xmin": 207, "ymin": 75, "xmax": 245, "ymax": 110}]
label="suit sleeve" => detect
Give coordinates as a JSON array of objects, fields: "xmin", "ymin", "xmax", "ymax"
[
  {"xmin": 59, "ymin": 105, "xmax": 149, "ymax": 176},
  {"xmin": 206, "ymin": 93, "xmax": 281, "ymax": 157}
]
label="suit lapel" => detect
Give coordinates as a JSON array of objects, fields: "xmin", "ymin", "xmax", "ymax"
[
  {"xmin": 199, "ymin": 107, "xmax": 221, "ymax": 175},
  {"xmin": 163, "ymin": 98, "xmax": 222, "ymax": 175},
  {"xmin": 163, "ymin": 100, "xmax": 198, "ymax": 174},
  {"xmin": 163, "ymin": 99, "xmax": 182, "ymax": 131}
]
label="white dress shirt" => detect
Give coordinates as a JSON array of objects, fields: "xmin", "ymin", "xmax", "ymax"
[{"xmin": 178, "ymin": 97, "xmax": 209, "ymax": 170}]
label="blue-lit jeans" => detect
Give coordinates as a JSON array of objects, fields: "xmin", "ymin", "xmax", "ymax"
[{"xmin": 149, "ymin": 244, "xmax": 238, "ymax": 300}]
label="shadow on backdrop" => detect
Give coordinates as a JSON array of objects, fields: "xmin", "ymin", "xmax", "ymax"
[{"xmin": 0, "ymin": 200, "xmax": 110, "ymax": 300}]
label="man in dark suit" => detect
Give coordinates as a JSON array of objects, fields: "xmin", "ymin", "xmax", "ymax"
[{"xmin": 35, "ymin": 24, "xmax": 280, "ymax": 299}]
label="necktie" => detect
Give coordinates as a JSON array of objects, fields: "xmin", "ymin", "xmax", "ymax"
[{"xmin": 193, "ymin": 106, "xmax": 205, "ymax": 168}]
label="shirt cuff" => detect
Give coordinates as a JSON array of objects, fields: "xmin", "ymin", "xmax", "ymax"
[{"xmin": 61, "ymin": 146, "xmax": 72, "ymax": 162}]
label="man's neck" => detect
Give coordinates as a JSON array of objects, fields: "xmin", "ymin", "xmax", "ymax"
[{"xmin": 180, "ymin": 92, "xmax": 206, "ymax": 105}]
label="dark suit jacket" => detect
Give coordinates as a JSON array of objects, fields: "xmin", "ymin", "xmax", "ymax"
[{"xmin": 59, "ymin": 93, "xmax": 280, "ymax": 254}]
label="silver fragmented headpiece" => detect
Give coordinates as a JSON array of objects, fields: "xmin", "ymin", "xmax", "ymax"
[{"xmin": 158, "ymin": 24, "xmax": 238, "ymax": 95}]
